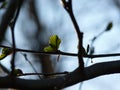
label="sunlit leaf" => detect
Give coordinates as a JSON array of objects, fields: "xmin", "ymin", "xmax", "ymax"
[
  {"xmin": 0, "ymin": 48, "xmax": 13, "ymax": 60},
  {"xmin": 0, "ymin": 53, "xmax": 6, "ymax": 60},
  {"xmin": 49, "ymin": 35, "xmax": 61, "ymax": 50},
  {"xmin": 105, "ymin": 22, "xmax": 113, "ymax": 31},
  {"xmin": 44, "ymin": 46, "xmax": 56, "ymax": 52},
  {"xmin": 44, "ymin": 35, "xmax": 61, "ymax": 52},
  {"xmin": 2, "ymin": 48, "xmax": 13, "ymax": 55}
]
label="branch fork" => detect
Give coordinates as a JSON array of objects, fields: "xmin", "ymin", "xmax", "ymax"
[{"xmin": 61, "ymin": 0, "xmax": 84, "ymax": 69}]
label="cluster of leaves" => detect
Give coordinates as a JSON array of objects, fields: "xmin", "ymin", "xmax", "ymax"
[{"xmin": 44, "ymin": 35, "xmax": 61, "ymax": 52}]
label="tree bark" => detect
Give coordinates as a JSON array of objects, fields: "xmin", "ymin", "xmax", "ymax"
[{"xmin": 0, "ymin": 60, "xmax": 120, "ymax": 89}]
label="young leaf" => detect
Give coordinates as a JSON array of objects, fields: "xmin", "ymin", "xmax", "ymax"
[
  {"xmin": 44, "ymin": 35, "xmax": 61, "ymax": 52},
  {"xmin": 0, "ymin": 53, "xmax": 6, "ymax": 60},
  {"xmin": 2, "ymin": 47, "xmax": 13, "ymax": 55},
  {"xmin": 49, "ymin": 35, "xmax": 61, "ymax": 50},
  {"xmin": 44, "ymin": 46, "xmax": 56, "ymax": 52},
  {"xmin": 0, "ymin": 48, "xmax": 13, "ymax": 60}
]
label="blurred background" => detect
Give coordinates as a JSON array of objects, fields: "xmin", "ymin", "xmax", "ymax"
[{"xmin": 0, "ymin": 0, "xmax": 120, "ymax": 90}]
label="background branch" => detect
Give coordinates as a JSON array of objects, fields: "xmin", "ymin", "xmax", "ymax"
[
  {"xmin": 0, "ymin": 60, "xmax": 120, "ymax": 89},
  {"xmin": 9, "ymin": 0, "xmax": 23, "ymax": 76},
  {"xmin": 0, "ymin": 0, "xmax": 18, "ymax": 42}
]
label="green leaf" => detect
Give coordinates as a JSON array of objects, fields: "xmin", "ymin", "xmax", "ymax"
[
  {"xmin": 105, "ymin": 22, "xmax": 113, "ymax": 31},
  {"xmin": 2, "ymin": 48, "xmax": 13, "ymax": 55},
  {"xmin": 0, "ymin": 48, "xmax": 13, "ymax": 60},
  {"xmin": 44, "ymin": 46, "xmax": 56, "ymax": 52},
  {"xmin": 44, "ymin": 35, "xmax": 61, "ymax": 52},
  {"xmin": 0, "ymin": 53, "xmax": 6, "ymax": 60},
  {"xmin": 49, "ymin": 35, "xmax": 61, "ymax": 49}
]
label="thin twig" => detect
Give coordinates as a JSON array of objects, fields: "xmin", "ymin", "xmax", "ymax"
[
  {"xmin": 0, "ymin": 45, "xmax": 120, "ymax": 58},
  {"xmin": 0, "ymin": 63, "xmax": 10, "ymax": 74},
  {"xmin": 21, "ymin": 53, "xmax": 42, "ymax": 79},
  {"xmin": 9, "ymin": 0, "xmax": 23, "ymax": 76},
  {"xmin": 10, "ymin": 22, "xmax": 16, "ymax": 75}
]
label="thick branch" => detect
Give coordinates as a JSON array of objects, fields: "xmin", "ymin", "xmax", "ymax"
[{"xmin": 0, "ymin": 60, "xmax": 120, "ymax": 89}]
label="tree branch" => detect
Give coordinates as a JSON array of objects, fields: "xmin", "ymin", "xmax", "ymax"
[
  {"xmin": 0, "ymin": 60, "xmax": 120, "ymax": 89},
  {"xmin": 61, "ymin": 0, "xmax": 84, "ymax": 69},
  {"xmin": 1, "ymin": 45, "xmax": 120, "ymax": 59},
  {"xmin": 9, "ymin": 0, "xmax": 23, "ymax": 76},
  {"xmin": 0, "ymin": 0, "xmax": 18, "ymax": 42}
]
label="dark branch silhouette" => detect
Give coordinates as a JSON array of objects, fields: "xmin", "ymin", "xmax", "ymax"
[
  {"xmin": 0, "ymin": 60, "xmax": 120, "ymax": 89},
  {"xmin": 0, "ymin": 0, "xmax": 119, "ymax": 90}
]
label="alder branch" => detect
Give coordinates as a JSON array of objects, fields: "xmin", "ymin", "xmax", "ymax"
[
  {"xmin": 0, "ymin": 0, "xmax": 18, "ymax": 42},
  {"xmin": 61, "ymin": 0, "xmax": 84, "ymax": 69},
  {"xmin": 0, "ymin": 45, "xmax": 119, "ymax": 58},
  {"xmin": 0, "ymin": 45, "xmax": 120, "ymax": 58},
  {"xmin": 9, "ymin": 0, "xmax": 23, "ymax": 76},
  {"xmin": 0, "ymin": 60, "xmax": 120, "ymax": 89},
  {"xmin": 0, "ymin": 0, "xmax": 118, "ymax": 90}
]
